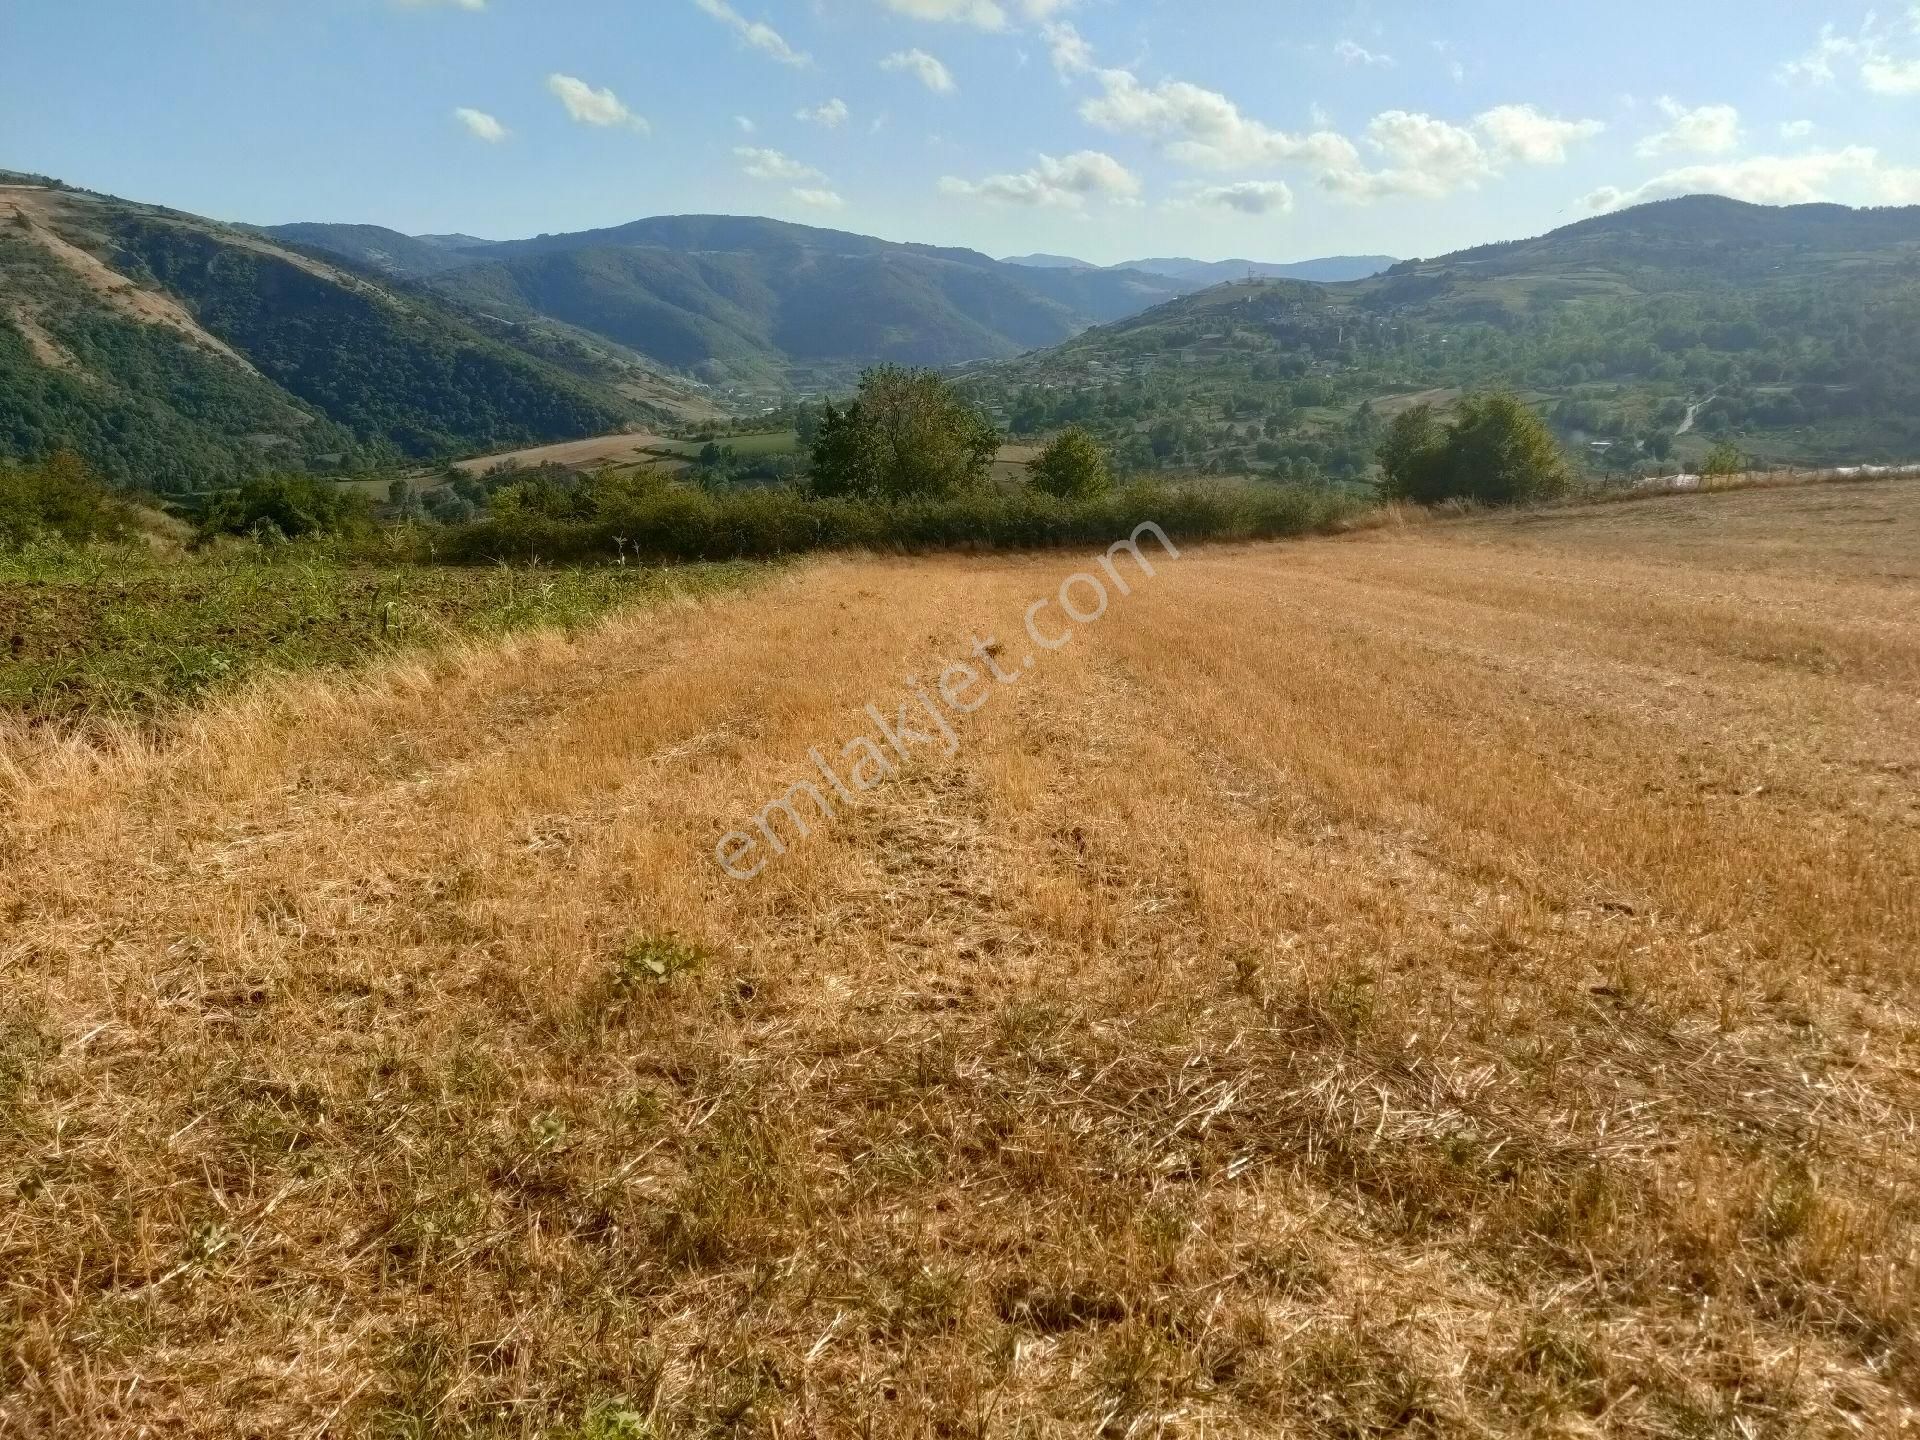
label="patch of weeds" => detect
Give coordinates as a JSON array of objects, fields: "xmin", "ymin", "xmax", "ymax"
[
  {"xmin": 1246, "ymin": 1238, "xmax": 1331, "ymax": 1300},
  {"xmin": 1756, "ymin": 1160, "xmax": 1820, "ymax": 1246},
  {"xmin": 379, "ymin": 1188, "xmax": 489, "ymax": 1267},
  {"xmin": 873, "ymin": 1264, "xmax": 969, "ymax": 1338},
  {"xmin": 1284, "ymin": 1320, "xmax": 1446, "ymax": 1437},
  {"xmin": 613, "ymin": 935, "xmax": 708, "ymax": 994},
  {"xmin": 1090, "ymin": 1320, "xmax": 1192, "ymax": 1430},
  {"xmin": 656, "ymin": 1103, "xmax": 809, "ymax": 1270},
  {"xmin": 566, "ymin": 1398, "xmax": 655, "ymax": 1440},
  {"xmin": 1482, "ymin": 1310, "xmax": 1612, "ymax": 1416},
  {"xmin": 221, "ymin": 1075, "xmax": 331, "ymax": 1173},
  {"xmin": 373, "ymin": 1325, "xmax": 460, "ymax": 1439},
  {"xmin": 994, "ymin": 1275, "xmax": 1129, "ymax": 1334}
]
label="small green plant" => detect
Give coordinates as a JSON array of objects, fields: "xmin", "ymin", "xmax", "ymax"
[
  {"xmin": 1701, "ymin": 440, "xmax": 1748, "ymax": 478},
  {"xmin": 613, "ymin": 935, "xmax": 707, "ymax": 992},
  {"xmin": 571, "ymin": 1400, "xmax": 654, "ymax": 1440}
]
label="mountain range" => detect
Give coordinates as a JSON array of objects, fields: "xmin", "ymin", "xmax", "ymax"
[
  {"xmin": 968, "ymin": 194, "xmax": 1920, "ymax": 474},
  {"xmin": 257, "ymin": 215, "xmax": 1196, "ymax": 392},
  {"xmin": 1003, "ymin": 253, "xmax": 1400, "ymax": 285},
  {"xmin": 6, "ymin": 173, "xmax": 1920, "ymax": 492}
]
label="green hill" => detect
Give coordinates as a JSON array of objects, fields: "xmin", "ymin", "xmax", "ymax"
[
  {"xmin": 967, "ymin": 195, "xmax": 1920, "ymax": 480},
  {"xmin": 0, "ymin": 182, "xmax": 701, "ymax": 492},
  {"xmin": 266, "ymin": 214, "xmax": 1192, "ymax": 393}
]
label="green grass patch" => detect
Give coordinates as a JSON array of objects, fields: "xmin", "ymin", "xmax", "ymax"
[{"xmin": 0, "ymin": 546, "xmax": 756, "ymax": 724}]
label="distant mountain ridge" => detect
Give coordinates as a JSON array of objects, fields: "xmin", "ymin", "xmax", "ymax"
[
  {"xmin": 1003, "ymin": 253, "xmax": 1399, "ymax": 284},
  {"xmin": 264, "ymin": 215, "xmax": 1196, "ymax": 391},
  {"xmin": 970, "ymin": 194, "xmax": 1920, "ymax": 474}
]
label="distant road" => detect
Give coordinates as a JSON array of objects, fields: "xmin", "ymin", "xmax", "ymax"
[{"xmin": 1676, "ymin": 392, "xmax": 1718, "ymax": 435}]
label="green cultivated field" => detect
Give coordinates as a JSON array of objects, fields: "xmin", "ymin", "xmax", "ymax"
[{"xmin": 0, "ymin": 549, "xmax": 755, "ymax": 724}]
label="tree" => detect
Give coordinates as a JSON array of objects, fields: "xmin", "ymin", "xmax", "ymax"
[
  {"xmin": 1701, "ymin": 440, "xmax": 1747, "ymax": 477},
  {"xmin": 808, "ymin": 366, "xmax": 999, "ymax": 501},
  {"xmin": 1376, "ymin": 404, "xmax": 1444, "ymax": 501},
  {"xmin": 1377, "ymin": 394, "xmax": 1571, "ymax": 506},
  {"xmin": 1027, "ymin": 428, "xmax": 1113, "ymax": 500}
]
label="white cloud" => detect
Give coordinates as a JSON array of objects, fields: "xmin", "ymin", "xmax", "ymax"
[
  {"xmin": 876, "ymin": 0, "xmax": 1071, "ymax": 28},
  {"xmin": 881, "ymin": 0, "xmax": 1007, "ymax": 25},
  {"xmin": 1780, "ymin": 119, "xmax": 1815, "ymax": 139},
  {"xmin": 691, "ymin": 0, "xmax": 810, "ymax": 67},
  {"xmin": 939, "ymin": 149, "xmax": 1141, "ymax": 207},
  {"xmin": 1080, "ymin": 68, "xmax": 1360, "ymax": 172},
  {"xmin": 1334, "ymin": 39, "xmax": 1395, "ymax": 67},
  {"xmin": 735, "ymin": 146, "xmax": 827, "ymax": 183},
  {"xmin": 1637, "ymin": 98, "xmax": 1741, "ymax": 158},
  {"xmin": 1581, "ymin": 147, "xmax": 1882, "ymax": 211},
  {"xmin": 547, "ymin": 74, "xmax": 648, "ymax": 132},
  {"xmin": 1055, "ymin": 25, "xmax": 1594, "ymax": 205},
  {"xmin": 1780, "ymin": 12, "xmax": 1920, "ymax": 94},
  {"xmin": 1188, "ymin": 180, "xmax": 1295, "ymax": 215},
  {"xmin": 452, "ymin": 107, "xmax": 508, "ymax": 142},
  {"xmin": 1863, "ymin": 51, "xmax": 1920, "ymax": 93},
  {"xmin": 790, "ymin": 188, "xmax": 846, "ymax": 209},
  {"xmin": 1318, "ymin": 110, "xmax": 1493, "ymax": 201},
  {"xmin": 1476, "ymin": 104, "xmax": 1605, "ymax": 165},
  {"xmin": 796, "ymin": 98, "xmax": 850, "ymax": 127},
  {"xmin": 1313, "ymin": 105, "xmax": 1603, "ymax": 203},
  {"xmin": 1042, "ymin": 20, "xmax": 1094, "ymax": 77},
  {"xmin": 1781, "ymin": 24, "xmax": 1858, "ymax": 85},
  {"xmin": 734, "ymin": 115, "xmax": 757, "ymax": 133},
  {"xmin": 882, "ymin": 48, "xmax": 958, "ymax": 94}
]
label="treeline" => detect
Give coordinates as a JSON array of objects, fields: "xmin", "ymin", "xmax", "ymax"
[
  {"xmin": 436, "ymin": 469, "xmax": 1364, "ymax": 563},
  {"xmin": 3, "ymin": 371, "xmax": 1602, "ymax": 572},
  {"xmin": 437, "ymin": 367, "xmax": 1363, "ymax": 560}
]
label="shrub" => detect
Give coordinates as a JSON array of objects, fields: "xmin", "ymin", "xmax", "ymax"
[
  {"xmin": 1028, "ymin": 428, "xmax": 1114, "ymax": 500},
  {"xmin": 198, "ymin": 477, "xmax": 376, "ymax": 543},
  {"xmin": 438, "ymin": 477, "xmax": 1366, "ymax": 564},
  {"xmin": 0, "ymin": 451, "xmax": 138, "ymax": 550},
  {"xmin": 1378, "ymin": 394, "xmax": 1571, "ymax": 506}
]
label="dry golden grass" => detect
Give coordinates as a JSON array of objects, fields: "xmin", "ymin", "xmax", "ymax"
[{"xmin": 4, "ymin": 481, "xmax": 1919, "ymax": 1437}]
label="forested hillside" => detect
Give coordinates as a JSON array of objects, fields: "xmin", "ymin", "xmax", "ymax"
[
  {"xmin": 967, "ymin": 195, "xmax": 1920, "ymax": 479},
  {"xmin": 0, "ymin": 184, "xmax": 680, "ymax": 491},
  {"xmin": 268, "ymin": 214, "xmax": 1192, "ymax": 393}
]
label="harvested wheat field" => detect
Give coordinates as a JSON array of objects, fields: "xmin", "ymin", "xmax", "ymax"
[{"xmin": 4, "ymin": 480, "xmax": 1919, "ymax": 1437}]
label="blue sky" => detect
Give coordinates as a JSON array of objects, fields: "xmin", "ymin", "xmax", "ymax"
[{"xmin": 6, "ymin": 1, "xmax": 1920, "ymax": 264}]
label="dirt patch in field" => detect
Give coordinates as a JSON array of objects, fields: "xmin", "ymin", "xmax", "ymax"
[{"xmin": 450, "ymin": 429, "xmax": 673, "ymax": 475}]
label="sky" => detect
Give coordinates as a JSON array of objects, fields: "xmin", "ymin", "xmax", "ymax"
[{"xmin": 6, "ymin": 1, "xmax": 1920, "ymax": 265}]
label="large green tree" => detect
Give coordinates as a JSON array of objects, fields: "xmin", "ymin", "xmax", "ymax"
[
  {"xmin": 1377, "ymin": 393, "xmax": 1571, "ymax": 505},
  {"xmin": 1027, "ymin": 427, "xmax": 1114, "ymax": 500},
  {"xmin": 808, "ymin": 366, "xmax": 999, "ymax": 501}
]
